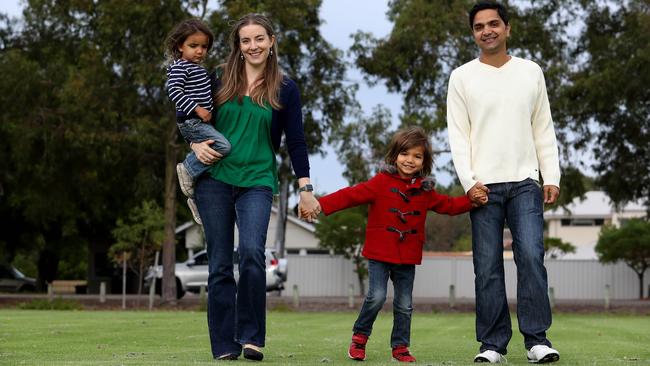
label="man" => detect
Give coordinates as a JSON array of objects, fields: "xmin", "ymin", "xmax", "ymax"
[{"xmin": 446, "ymin": 1, "xmax": 561, "ymax": 364}]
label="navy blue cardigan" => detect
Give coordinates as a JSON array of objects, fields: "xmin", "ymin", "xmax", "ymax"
[
  {"xmin": 212, "ymin": 74, "xmax": 310, "ymax": 179},
  {"xmin": 270, "ymin": 77, "xmax": 310, "ymax": 179}
]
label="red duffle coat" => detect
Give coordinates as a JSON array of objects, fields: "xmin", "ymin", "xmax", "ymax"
[{"xmin": 319, "ymin": 172, "xmax": 472, "ymax": 265}]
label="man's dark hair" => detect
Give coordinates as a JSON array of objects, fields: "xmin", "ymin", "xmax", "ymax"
[{"xmin": 469, "ymin": 1, "xmax": 509, "ymax": 29}]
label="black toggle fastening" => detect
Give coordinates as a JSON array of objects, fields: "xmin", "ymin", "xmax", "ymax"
[
  {"xmin": 388, "ymin": 208, "xmax": 422, "ymax": 223},
  {"xmin": 386, "ymin": 226, "xmax": 418, "ymax": 242},
  {"xmin": 390, "ymin": 188, "xmax": 410, "ymax": 203}
]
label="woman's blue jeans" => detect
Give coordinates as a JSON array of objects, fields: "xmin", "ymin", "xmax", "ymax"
[
  {"xmin": 353, "ymin": 259, "xmax": 415, "ymax": 347},
  {"xmin": 470, "ymin": 178, "xmax": 553, "ymax": 355},
  {"xmin": 194, "ymin": 176, "xmax": 272, "ymax": 358}
]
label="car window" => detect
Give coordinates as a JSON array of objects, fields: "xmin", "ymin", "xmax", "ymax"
[
  {"xmin": 11, "ymin": 267, "xmax": 24, "ymax": 277},
  {"xmin": 194, "ymin": 252, "xmax": 208, "ymax": 265}
]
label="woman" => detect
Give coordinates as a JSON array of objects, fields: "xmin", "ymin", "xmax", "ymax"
[{"xmin": 190, "ymin": 13, "xmax": 320, "ymax": 361}]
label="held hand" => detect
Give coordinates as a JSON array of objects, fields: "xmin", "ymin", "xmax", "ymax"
[
  {"xmin": 543, "ymin": 185, "xmax": 560, "ymax": 204},
  {"xmin": 471, "ymin": 181, "xmax": 490, "ymax": 194},
  {"xmin": 195, "ymin": 106, "xmax": 212, "ymax": 122},
  {"xmin": 298, "ymin": 192, "xmax": 321, "ymax": 223},
  {"xmin": 469, "ymin": 192, "xmax": 487, "ymax": 207},
  {"xmin": 469, "ymin": 193, "xmax": 488, "ymax": 207},
  {"xmin": 190, "ymin": 140, "xmax": 223, "ymax": 165},
  {"xmin": 468, "ymin": 182, "xmax": 489, "ymax": 207}
]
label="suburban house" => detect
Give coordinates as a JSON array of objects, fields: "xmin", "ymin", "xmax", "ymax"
[
  {"xmin": 177, "ymin": 206, "xmax": 320, "ymax": 257},
  {"xmin": 544, "ymin": 191, "xmax": 647, "ymax": 259}
]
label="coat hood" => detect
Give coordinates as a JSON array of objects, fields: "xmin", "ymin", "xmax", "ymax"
[{"xmin": 379, "ymin": 164, "xmax": 436, "ymax": 191}]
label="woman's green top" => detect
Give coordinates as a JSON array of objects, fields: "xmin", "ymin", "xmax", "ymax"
[{"xmin": 209, "ymin": 96, "xmax": 278, "ymax": 193}]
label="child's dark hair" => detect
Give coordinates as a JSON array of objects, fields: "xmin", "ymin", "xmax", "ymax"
[
  {"xmin": 385, "ymin": 126, "xmax": 433, "ymax": 177},
  {"xmin": 165, "ymin": 18, "xmax": 214, "ymax": 61},
  {"xmin": 469, "ymin": 1, "xmax": 509, "ymax": 29}
]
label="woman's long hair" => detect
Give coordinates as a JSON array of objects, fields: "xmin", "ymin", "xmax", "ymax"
[{"xmin": 216, "ymin": 14, "xmax": 283, "ymax": 109}]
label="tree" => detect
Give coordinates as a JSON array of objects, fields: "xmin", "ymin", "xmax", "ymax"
[
  {"xmin": 331, "ymin": 105, "xmax": 394, "ymax": 185},
  {"xmin": 0, "ymin": 1, "xmax": 353, "ymax": 301},
  {"xmin": 564, "ymin": 1, "xmax": 650, "ymax": 206},
  {"xmin": 596, "ymin": 219, "xmax": 650, "ymax": 299},
  {"xmin": 543, "ymin": 237, "xmax": 576, "ymax": 259},
  {"xmin": 315, "ymin": 206, "xmax": 368, "ymax": 296},
  {"xmin": 109, "ymin": 200, "xmax": 164, "ymax": 298},
  {"xmin": 0, "ymin": 1, "xmax": 192, "ymax": 299}
]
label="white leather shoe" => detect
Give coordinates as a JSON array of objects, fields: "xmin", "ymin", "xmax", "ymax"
[
  {"xmin": 474, "ymin": 350, "xmax": 507, "ymax": 363},
  {"xmin": 187, "ymin": 198, "xmax": 202, "ymax": 226},
  {"xmin": 176, "ymin": 163, "xmax": 194, "ymax": 197},
  {"xmin": 527, "ymin": 345, "xmax": 559, "ymax": 363}
]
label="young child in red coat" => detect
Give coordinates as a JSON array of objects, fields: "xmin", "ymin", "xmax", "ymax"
[{"xmin": 317, "ymin": 126, "xmax": 488, "ymax": 363}]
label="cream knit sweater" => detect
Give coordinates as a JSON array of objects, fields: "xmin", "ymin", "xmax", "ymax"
[{"xmin": 446, "ymin": 56, "xmax": 561, "ymax": 193}]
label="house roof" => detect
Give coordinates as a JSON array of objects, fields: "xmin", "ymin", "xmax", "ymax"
[
  {"xmin": 270, "ymin": 206, "xmax": 316, "ymax": 233},
  {"xmin": 545, "ymin": 191, "xmax": 647, "ymax": 219}
]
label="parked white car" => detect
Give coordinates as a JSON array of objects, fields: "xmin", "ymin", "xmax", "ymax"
[{"xmin": 145, "ymin": 248, "xmax": 287, "ymax": 299}]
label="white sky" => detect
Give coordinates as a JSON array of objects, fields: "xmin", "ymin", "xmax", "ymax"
[{"xmin": 1, "ymin": 0, "xmax": 457, "ymax": 195}]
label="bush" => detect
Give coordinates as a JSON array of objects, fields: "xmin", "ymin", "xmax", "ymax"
[
  {"xmin": 270, "ymin": 303, "xmax": 295, "ymax": 313},
  {"xmin": 17, "ymin": 298, "xmax": 83, "ymax": 310}
]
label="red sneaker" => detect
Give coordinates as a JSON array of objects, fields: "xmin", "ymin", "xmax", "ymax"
[
  {"xmin": 392, "ymin": 345, "xmax": 416, "ymax": 363},
  {"xmin": 348, "ymin": 333, "xmax": 368, "ymax": 361}
]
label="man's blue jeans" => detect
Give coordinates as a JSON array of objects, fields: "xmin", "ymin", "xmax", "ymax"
[
  {"xmin": 177, "ymin": 118, "xmax": 231, "ymax": 179},
  {"xmin": 194, "ymin": 176, "xmax": 272, "ymax": 358},
  {"xmin": 353, "ymin": 259, "xmax": 415, "ymax": 347},
  {"xmin": 470, "ymin": 178, "xmax": 553, "ymax": 355}
]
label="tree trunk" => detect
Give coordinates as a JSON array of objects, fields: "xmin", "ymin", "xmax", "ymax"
[
  {"xmin": 162, "ymin": 119, "xmax": 178, "ymax": 305},
  {"xmin": 137, "ymin": 243, "xmax": 145, "ymax": 307},
  {"xmin": 274, "ymin": 154, "xmax": 292, "ymax": 258},
  {"xmin": 37, "ymin": 248, "xmax": 59, "ymax": 292},
  {"xmin": 638, "ymin": 271, "xmax": 645, "ymax": 300}
]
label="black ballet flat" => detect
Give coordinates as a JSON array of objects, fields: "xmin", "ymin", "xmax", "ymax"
[
  {"xmin": 243, "ymin": 344, "xmax": 264, "ymax": 361},
  {"xmin": 215, "ymin": 353, "xmax": 239, "ymax": 361}
]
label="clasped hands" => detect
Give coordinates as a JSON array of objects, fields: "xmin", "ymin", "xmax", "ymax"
[
  {"xmin": 298, "ymin": 192, "xmax": 321, "ymax": 223},
  {"xmin": 468, "ymin": 182, "xmax": 489, "ymax": 207}
]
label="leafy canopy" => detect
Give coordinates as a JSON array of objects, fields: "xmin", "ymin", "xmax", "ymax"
[{"xmin": 596, "ymin": 219, "xmax": 650, "ymax": 272}]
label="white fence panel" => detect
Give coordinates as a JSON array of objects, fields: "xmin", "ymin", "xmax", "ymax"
[
  {"xmin": 546, "ymin": 260, "xmax": 610, "ymax": 299},
  {"xmin": 413, "ymin": 258, "xmax": 455, "ymax": 298},
  {"xmin": 612, "ymin": 263, "xmax": 647, "ymax": 299},
  {"xmin": 282, "ymin": 255, "xmax": 650, "ymax": 300},
  {"xmin": 283, "ymin": 254, "xmax": 356, "ymax": 296}
]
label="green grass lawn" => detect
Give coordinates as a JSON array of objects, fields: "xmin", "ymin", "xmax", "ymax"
[{"xmin": 0, "ymin": 309, "xmax": 648, "ymax": 365}]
